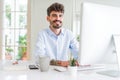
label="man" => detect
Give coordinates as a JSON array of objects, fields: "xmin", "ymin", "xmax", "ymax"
[{"xmin": 35, "ymin": 2, "xmax": 79, "ymax": 67}]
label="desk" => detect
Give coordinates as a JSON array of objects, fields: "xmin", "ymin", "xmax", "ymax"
[{"xmin": 0, "ymin": 61, "xmax": 120, "ymax": 80}]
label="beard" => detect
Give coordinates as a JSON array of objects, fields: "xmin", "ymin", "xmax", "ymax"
[
  {"xmin": 53, "ymin": 24, "xmax": 62, "ymax": 29},
  {"xmin": 51, "ymin": 20, "xmax": 62, "ymax": 29}
]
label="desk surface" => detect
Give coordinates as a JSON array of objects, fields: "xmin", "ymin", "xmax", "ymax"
[{"xmin": 0, "ymin": 61, "xmax": 120, "ymax": 80}]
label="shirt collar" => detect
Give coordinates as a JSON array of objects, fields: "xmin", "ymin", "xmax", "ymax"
[{"xmin": 47, "ymin": 27, "xmax": 65, "ymax": 37}]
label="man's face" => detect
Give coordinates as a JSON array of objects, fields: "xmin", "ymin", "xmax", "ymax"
[{"xmin": 47, "ymin": 11, "xmax": 63, "ymax": 29}]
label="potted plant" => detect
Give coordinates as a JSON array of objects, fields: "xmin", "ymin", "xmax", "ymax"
[
  {"xmin": 69, "ymin": 58, "xmax": 77, "ymax": 66},
  {"xmin": 68, "ymin": 56, "xmax": 78, "ymax": 76},
  {"xmin": 16, "ymin": 34, "xmax": 27, "ymax": 60},
  {"xmin": 5, "ymin": 47, "xmax": 13, "ymax": 60}
]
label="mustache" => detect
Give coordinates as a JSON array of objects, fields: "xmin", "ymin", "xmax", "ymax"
[{"xmin": 53, "ymin": 20, "xmax": 62, "ymax": 23}]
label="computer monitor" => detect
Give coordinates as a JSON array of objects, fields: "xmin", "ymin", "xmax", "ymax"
[{"xmin": 79, "ymin": 2, "xmax": 120, "ymax": 65}]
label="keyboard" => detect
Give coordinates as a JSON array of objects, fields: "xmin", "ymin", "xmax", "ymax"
[
  {"xmin": 54, "ymin": 66, "xmax": 67, "ymax": 72},
  {"xmin": 77, "ymin": 64, "xmax": 105, "ymax": 71}
]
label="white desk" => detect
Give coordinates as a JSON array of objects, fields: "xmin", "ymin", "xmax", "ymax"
[{"xmin": 0, "ymin": 61, "xmax": 120, "ymax": 80}]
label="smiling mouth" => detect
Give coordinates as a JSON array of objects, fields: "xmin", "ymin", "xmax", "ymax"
[{"xmin": 53, "ymin": 20, "xmax": 62, "ymax": 23}]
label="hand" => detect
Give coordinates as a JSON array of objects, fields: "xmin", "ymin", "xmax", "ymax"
[
  {"xmin": 50, "ymin": 59, "xmax": 69, "ymax": 67},
  {"xmin": 56, "ymin": 60, "xmax": 69, "ymax": 67},
  {"xmin": 75, "ymin": 61, "xmax": 80, "ymax": 66}
]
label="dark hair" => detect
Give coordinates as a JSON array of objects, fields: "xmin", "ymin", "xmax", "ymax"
[{"xmin": 47, "ymin": 2, "xmax": 64, "ymax": 16}]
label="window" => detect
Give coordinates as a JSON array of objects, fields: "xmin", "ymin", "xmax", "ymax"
[
  {"xmin": 0, "ymin": 0, "xmax": 31, "ymax": 60},
  {"xmin": 73, "ymin": 12, "xmax": 80, "ymax": 39},
  {"xmin": 72, "ymin": 0, "xmax": 80, "ymax": 41}
]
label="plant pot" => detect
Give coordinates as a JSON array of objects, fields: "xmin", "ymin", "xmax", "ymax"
[
  {"xmin": 68, "ymin": 66, "xmax": 77, "ymax": 76},
  {"xmin": 5, "ymin": 53, "xmax": 12, "ymax": 60},
  {"xmin": 22, "ymin": 52, "xmax": 27, "ymax": 60}
]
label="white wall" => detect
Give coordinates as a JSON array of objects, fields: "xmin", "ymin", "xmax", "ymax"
[
  {"xmin": 83, "ymin": 0, "xmax": 120, "ymax": 7},
  {"xmin": 75, "ymin": 0, "xmax": 120, "ymax": 12},
  {"xmin": 0, "ymin": 0, "xmax": 3, "ymax": 59},
  {"xmin": 30, "ymin": 0, "xmax": 73, "ymax": 60}
]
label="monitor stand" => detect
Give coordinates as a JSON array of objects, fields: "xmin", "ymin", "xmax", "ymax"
[
  {"xmin": 113, "ymin": 35, "xmax": 120, "ymax": 70},
  {"xmin": 97, "ymin": 35, "xmax": 120, "ymax": 77}
]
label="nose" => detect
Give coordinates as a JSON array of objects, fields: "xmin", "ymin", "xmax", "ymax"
[{"xmin": 56, "ymin": 15, "xmax": 60, "ymax": 20}]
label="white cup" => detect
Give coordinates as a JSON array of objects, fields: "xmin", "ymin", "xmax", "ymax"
[{"xmin": 38, "ymin": 56, "xmax": 50, "ymax": 72}]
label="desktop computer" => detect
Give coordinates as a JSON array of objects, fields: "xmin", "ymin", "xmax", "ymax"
[{"xmin": 79, "ymin": 2, "xmax": 120, "ymax": 77}]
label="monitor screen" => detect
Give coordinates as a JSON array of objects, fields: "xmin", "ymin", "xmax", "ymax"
[{"xmin": 79, "ymin": 2, "xmax": 120, "ymax": 65}]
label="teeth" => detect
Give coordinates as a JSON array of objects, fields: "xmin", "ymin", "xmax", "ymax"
[{"xmin": 56, "ymin": 22, "xmax": 60, "ymax": 24}]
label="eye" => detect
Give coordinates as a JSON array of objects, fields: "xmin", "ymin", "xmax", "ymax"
[
  {"xmin": 59, "ymin": 14, "xmax": 63, "ymax": 17},
  {"xmin": 52, "ymin": 14, "xmax": 57, "ymax": 17}
]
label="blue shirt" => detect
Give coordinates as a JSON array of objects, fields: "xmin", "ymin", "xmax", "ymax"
[{"xmin": 35, "ymin": 28, "xmax": 79, "ymax": 61}]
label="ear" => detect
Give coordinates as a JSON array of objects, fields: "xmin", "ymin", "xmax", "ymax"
[{"xmin": 46, "ymin": 16, "xmax": 50, "ymax": 22}]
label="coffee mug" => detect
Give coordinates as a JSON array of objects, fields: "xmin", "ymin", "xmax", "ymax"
[{"xmin": 38, "ymin": 56, "xmax": 50, "ymax": 72}]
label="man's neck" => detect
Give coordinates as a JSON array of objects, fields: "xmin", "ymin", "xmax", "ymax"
[{"xmin": 50, "ymin": 27, "xmax": 61, "ymax": 36}]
